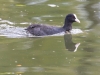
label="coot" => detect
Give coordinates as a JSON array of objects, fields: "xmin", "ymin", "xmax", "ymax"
[{"xmin": 26, "ymin": 14, "xmax": 80, "ymax": 36}]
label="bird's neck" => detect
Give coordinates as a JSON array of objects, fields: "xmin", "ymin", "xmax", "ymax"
[{"xmin": 63, "ymin": 21, "xmax": 72, "ymax": 31}]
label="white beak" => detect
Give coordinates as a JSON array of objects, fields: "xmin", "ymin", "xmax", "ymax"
[
  {"xmin": 75, "ymin": 18, "xmax": 80, "ymax": 23},
  {"xmin": 73, "ymin": 14, "xmax": 80, "ymax": 23}
]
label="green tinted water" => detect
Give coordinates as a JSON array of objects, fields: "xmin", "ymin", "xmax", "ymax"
[{"xmin": 0, "ymin": 0, "xmax": 100, "ymax": 75}]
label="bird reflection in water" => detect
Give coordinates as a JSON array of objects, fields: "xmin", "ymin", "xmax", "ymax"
[{"xmin": 64, "ymin": 33, "xmax": 80, "ymax": 52}]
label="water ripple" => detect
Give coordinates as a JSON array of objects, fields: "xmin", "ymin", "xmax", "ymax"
[{"xmin": 26, "ymin": 0, "xmax": 48, "ymax": 5}]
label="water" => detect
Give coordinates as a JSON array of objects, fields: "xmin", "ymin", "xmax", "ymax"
[{"xmin": 0, "ymin": 0, "xmax": 100, "ymax": 75}]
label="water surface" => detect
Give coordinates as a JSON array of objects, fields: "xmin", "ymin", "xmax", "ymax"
[{"xmin": 0, "ymin": 0, "xmax": 100, "ymax": 75}]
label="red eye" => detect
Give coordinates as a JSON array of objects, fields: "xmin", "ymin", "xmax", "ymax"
[{"xmin": 72, "ymin": 16, "xmax": 75, "ymax": 19}]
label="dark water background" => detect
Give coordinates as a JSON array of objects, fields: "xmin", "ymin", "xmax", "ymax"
[{"xmin": 0, "ymin": 0, "xmax": 100, "ymax": 75}]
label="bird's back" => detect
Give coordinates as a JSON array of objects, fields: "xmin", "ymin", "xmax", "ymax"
[{"xmin": 26, "ymin": 24, "xmax": 64, "ymax": 36}]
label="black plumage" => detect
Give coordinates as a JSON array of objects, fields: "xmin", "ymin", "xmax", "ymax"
[{"xmin": 26, "ymin": 14, "xmax": 80, "ymax": 36}]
